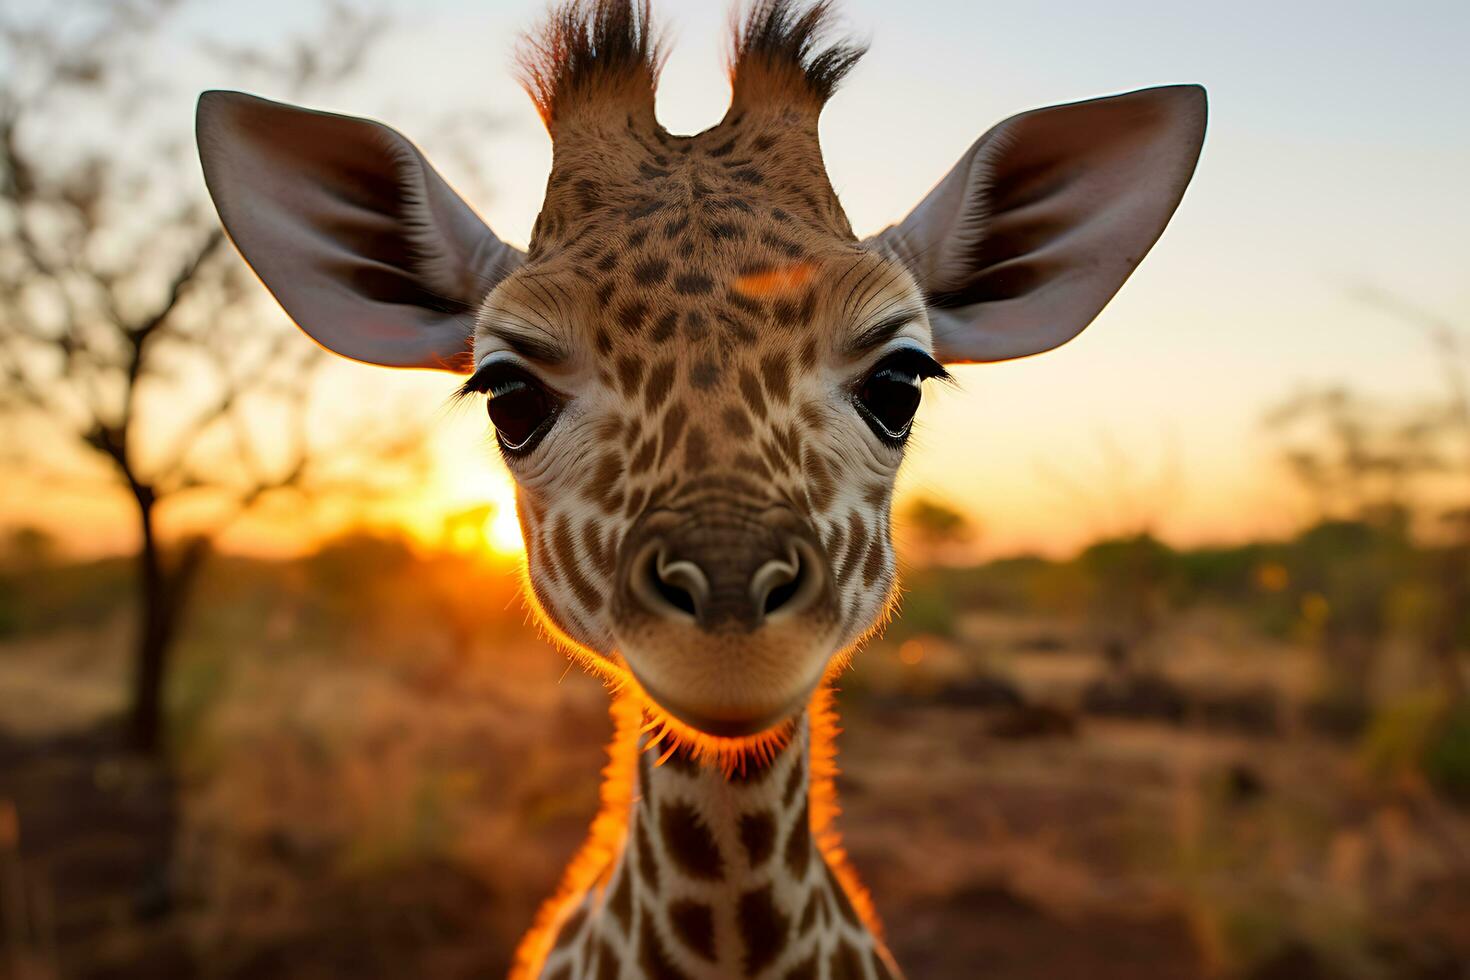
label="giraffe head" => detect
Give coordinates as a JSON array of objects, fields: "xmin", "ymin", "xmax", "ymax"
[{"xmin": 197, "ymin": 0, "xmax": 1205, "ymax": 740}]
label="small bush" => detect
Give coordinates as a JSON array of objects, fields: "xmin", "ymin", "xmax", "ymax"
[
  {"xmin": 1360, "ymin": 692, "xmax": 1470, "ymax": 802},
  {"xmin": 889, "ymin": 576, "xmax": 955, "ymax": 639},
  {"xmin": 1423, "ymin": 699, "xmax": 1470, "ymax": 804},
  {"xmin": 1359, "ymin": 693, "xmax": 1442, "ymax": 782}
]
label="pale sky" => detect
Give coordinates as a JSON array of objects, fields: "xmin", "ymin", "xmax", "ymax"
[{"xmin": 8, "ymin": 0, "xmax": 1470, "ymax": 558}]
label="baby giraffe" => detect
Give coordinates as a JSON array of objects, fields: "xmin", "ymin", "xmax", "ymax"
[{"xmin": 196, "ymin": 1, "xmax": 1205, "ymax": 976}]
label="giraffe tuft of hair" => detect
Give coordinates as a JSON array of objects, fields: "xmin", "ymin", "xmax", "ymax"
[
  {"xmin": 728, "ymin": 0, "xmax": 869, "ymax": 108},
  {"xmin": 515, "ymin": 0, "xmax": 667, "ymax": 128}
]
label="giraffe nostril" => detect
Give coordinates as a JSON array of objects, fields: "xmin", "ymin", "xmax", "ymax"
[
  {"xmin": 750, "ymin": 537, "xmax": 825, "ymax": 623},
  {"xmin": 763, "ymin": 574, "xmax": 800, "ymax": 616},
  {"xmin": 750, "ymin": 551, "xmax": 799, "ymax": 616},
  {"xmin": 654, "ymin": 558, "xmax": 701, "ymax": 617},
  {"xmin": 629, "ymin": 540, "xmax": 709, "ymax": 623}
]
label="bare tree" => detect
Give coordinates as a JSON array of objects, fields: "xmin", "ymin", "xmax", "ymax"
[{"xmin": 0, "ymin": 0, "xmax": 428, "ymax": 753}]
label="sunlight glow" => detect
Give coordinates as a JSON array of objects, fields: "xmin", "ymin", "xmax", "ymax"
[
  {"xmin": 486, "ymin": 495, "xmax": 525, "ymax": 554},
  {"xmin": 400, "ymin": 450, "xmax": 526, "ymax": 559},
  {"xmin": 461, "ymin": 460, "xmax": 524, "ymax": 555}
]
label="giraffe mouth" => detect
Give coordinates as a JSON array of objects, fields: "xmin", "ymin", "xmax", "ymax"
[{"xmin": 620, "ymin": 645, "xmax": 832, "ymax": 739}]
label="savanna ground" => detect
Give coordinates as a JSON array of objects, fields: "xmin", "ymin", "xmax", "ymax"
[{"xmin": 1, "ymin": 528, "xmax": 1468, "ymax": 980}]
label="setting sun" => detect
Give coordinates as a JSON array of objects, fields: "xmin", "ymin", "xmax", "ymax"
[
  {"xmin": 392, "ymin": 439, "xmax": 526, "ymax": 559},
  {"xmin": 484, "ymin": 499, "xmax": 524, "ymax": 555}
]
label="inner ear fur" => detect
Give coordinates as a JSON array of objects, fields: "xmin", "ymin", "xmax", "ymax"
[
  {"xmin": 871, "ymin": 84, "xmax": 1207, "ymax": 364},
  {"xmin": 196, "ymin": 90, "xmax": 524, "ymax": 372}
]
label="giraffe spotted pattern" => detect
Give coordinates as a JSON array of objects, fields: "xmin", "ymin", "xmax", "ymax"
[
  {"xmin": 536, "ymin": 718, "xmax": 898, "ymax": 980},
  {"xmin": 478, "ymin": 6, "xmax": 922, "ymax": 973},
  {"xmin": 468, "ymin": 1, "xmax": 932, "ymax": 747},
  {"xmin": 489, "ymin": 113, "xmax": 913, "ymax": 659}
]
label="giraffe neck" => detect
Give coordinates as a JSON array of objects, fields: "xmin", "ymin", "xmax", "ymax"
[{"xmin": 521, "ymin": 693, "xmax": 899, "ymax": 979}]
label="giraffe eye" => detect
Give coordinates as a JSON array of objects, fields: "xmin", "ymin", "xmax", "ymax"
[
  {"xmin": 854, "ymin": 349, "xmax": 945, "ymax": 445},
  {"xmin": 473, "ymin": 362, "xmax": 562, "ymax": 456}
]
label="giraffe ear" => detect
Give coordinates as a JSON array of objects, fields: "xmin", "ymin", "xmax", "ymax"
[
  {"xmin": 869, "ymin": 84, "xmax": 1206, "ymax": 364},
  {"xmin": 196, "ymin": 90, "xmax": 525, "ymax": 372}
]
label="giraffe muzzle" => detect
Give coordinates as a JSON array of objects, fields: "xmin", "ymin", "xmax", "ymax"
[{"xmin": 612, "ymin": 506, "xmax": 841, "ymax": 736}]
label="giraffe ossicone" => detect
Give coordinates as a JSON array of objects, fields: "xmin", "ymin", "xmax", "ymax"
[{"xmin": 197, "ymin": 1, "xmax": 1206, "ymax": 975}]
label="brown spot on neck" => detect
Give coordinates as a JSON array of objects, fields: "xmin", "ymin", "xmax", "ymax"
[
  {"xmin": 668, "ymin": 898, "xmax": 717, "ymax": 962},
  {"xmin": 659, "ymin": 800, "xmax": 724, "ymax": 881},
  {"xmin": 737, "ymin": 883, "xmax": 791, "ymax": 975}
]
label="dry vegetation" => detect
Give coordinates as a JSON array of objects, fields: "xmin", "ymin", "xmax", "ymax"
[{"xmin": 1, "ymin": 527, "xmax": 1467, "ymax": 979}]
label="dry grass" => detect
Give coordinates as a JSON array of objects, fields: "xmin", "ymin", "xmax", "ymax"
[{"xmin": 1, "ymin": 554, "xmax": 1467, "ymax": 978}]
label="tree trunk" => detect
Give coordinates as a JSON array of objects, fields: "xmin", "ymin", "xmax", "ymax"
[
  {"xmin": 128, "ymin": 495, "xmax": 170, "ymax": 754},
  {"xmin": 125, "ymin": 493, "xmax": 208, "ymax": 755}
]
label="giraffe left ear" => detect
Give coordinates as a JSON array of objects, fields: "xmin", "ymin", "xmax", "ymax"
[
  {"xmin": 868, "ymin": 84, "xmax": 1206, "ymax": 364},
  {"xmin": 197, "ymin": 91, "xmax": 526, "ymax": 372}
]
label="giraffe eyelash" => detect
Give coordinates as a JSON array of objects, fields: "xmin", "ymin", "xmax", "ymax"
[
  {"xmin": 864, "ymin": 346, "xmax": 952, "ymax": 384},
  {"xmin": 456, "ymin": 356, "xmax": 539, "ymax": 401},
  {"xmin": 461, "ymin": 359, "xmax": 564, "ymax": 457}
]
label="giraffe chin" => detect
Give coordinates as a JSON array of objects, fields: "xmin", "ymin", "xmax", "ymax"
[
  {"xmin": 615, "ymin": 636, "xmax": 835, "ymax": 739},
  {"xmin": 626, "ymin": 665, "xmax": 824, "ymax": 739}
]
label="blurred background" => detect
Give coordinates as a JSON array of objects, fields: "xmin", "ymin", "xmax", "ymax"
[{"xmin": 1, "ymin": 0, "xmax": 1468, "ymax": 977}]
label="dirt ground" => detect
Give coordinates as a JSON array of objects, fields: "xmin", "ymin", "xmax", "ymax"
[{"xmin": 2, "ymin": 610, "xmax": 1468, "ymax": 979}]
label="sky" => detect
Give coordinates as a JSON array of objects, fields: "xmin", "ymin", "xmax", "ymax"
[{"xmin": 6, "ymin": 0, "xmax": 1470, "ymax": 559}]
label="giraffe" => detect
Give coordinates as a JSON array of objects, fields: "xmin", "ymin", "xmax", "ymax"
[{"xmin": 195, "ymin": 1, "xmax": 1206, "ymax": 975}]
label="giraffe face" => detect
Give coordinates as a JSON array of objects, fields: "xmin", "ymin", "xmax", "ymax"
[
  {"xmin": 198, "ymin": 0, "xmax": 1207, "ymax": 744},
  {"xmin": 469, "ymin": 123, "xmax": 940, "ymax": 735}
]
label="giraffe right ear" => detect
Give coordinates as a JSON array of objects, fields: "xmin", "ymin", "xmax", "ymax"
[
  {"xmin": 196, "ymin": 91, "xmax": 525, "ymax": 372},
  {"xmin": 868, "ymin": 84, "xmax": 1206, "ymax": 364}
]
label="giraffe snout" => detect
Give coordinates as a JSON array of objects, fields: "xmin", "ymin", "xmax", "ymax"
[
  {"xmin": 621, "ymin": 509, "xmax": 830, "ymax": 633},
  {"xmin": 628, "ymin": 531, "xmax": 826, "ymax": 632}
]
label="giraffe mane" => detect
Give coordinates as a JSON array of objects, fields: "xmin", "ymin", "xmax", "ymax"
[
  {"xmin": 728, "ymin": 0, "xmax": 868, "ymax": 110},
  {"xmin": 515, "ymin": 0, "xmax": 666, "ymax": 129}
]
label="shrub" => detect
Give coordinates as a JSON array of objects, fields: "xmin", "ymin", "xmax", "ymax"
[{"xmin": 1423, "ymin": 699, "xmax": 1470, "ymax": 804}]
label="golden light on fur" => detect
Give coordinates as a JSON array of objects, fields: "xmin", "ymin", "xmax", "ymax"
[
  {"xmin": 508, "ymin": 682, "xmax": 887, "ymax": 979},
  {"xmin": 733, "ymin": 260, "xmax": 816, "ymax": 298},
  {"xmin": 508, "ymin": 693, "xmax": 643, "ymax": 980}
]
